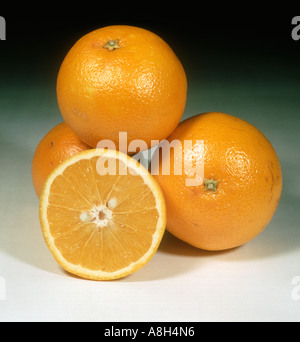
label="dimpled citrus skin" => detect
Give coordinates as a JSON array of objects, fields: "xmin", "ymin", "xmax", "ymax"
[
  {"xmin": 153, "ymin": 112, "xmax": 283, "ymax": 251},
  {"xmin": 57, "ymin": 25, "xmax": 187, "ymax": 150},
  {"xmin": 32, "ymin": 122, "xmax": 91, "ymax": 197}
]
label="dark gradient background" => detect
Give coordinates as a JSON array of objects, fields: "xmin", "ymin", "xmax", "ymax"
[{"xmin": 1, "ymin": 7, "xmax": 300, "ymax": 321}]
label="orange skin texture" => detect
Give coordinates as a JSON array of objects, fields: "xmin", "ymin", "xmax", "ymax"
[
  {"xmin": 152, "ymin": 112, "xmax": 283, "ymax": 251},
  {"xmin": 32, "ymin": 122, "xmax": 91, "ymax": 197},
  {"xmin": 57, "ymin": 25, "xmax": 187, "ymax": 150}
]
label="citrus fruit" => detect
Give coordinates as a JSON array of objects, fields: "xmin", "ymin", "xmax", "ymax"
[
  {"xmin": 32, "ymin": 122, "xmax": 91, "ymax": 198},
  {"xmin": 39, "ymin": 148, "xmax": 166, "ymax": 280},
  {"xmin": 152, "ymin": 112, "xmax": 282, "ymax": 251},
  {"xmin": 57, "ymin": 25, "xmax": 187, "ymax": 150}
]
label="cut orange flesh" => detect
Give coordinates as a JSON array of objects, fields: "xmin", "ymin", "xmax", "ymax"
[{"xmin": 39, "ymin": 149, "xmax": 166, "ymax": 280}]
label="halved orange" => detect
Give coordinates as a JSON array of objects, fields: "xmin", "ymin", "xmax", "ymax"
[{"xmin": 39, "ymin": 149, "xmax": 166, "ymax": 280}]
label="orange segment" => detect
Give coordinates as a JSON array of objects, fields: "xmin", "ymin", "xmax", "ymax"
[{"xmin": 39, "ymin": 149, "xmax": 166, "ymax": 280}]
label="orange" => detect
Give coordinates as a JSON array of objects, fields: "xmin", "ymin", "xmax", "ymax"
[
  {"xmin": 39, "ymin": 148, "xmax": 166, "ymax": 280},
  {"xmin": 57, "ymin": 25, "xmax": 187, "ymax": 150},
  {"xmin": 152, "ymin": 112, "xmax": 282, "ymax": 251},
  {"xmin": 32, "ymin": 122, "xmax": 91, "ymax": 198}
]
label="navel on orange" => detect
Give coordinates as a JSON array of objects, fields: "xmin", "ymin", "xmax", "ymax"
[
  {"xmin": 57, "ymin": 25, "xmax": 187, "ymax": 150},
  {"xmin": 152, "ymin": 112, "xmax": 282, "ymax": 251},
  {"xmin": 39, "ymin": 149, "xmax": 166, "ymax": 280}
]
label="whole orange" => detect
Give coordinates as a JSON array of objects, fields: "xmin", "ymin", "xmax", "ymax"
[
  {"xmin": 32, "ymin": 122, "xmax": 91, "ymax": 197},
  {"xmin": 57, "ymin": 25, "xmax": 187, "ymax": 150},
  {"xmin": 152, "ymin": 112, "xmax": 282, "ymax": 251}
]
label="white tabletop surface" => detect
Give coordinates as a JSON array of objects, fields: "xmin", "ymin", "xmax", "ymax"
[{"xmin": 1, "ymin": 94, "xmax": 300, "ymax": 323}]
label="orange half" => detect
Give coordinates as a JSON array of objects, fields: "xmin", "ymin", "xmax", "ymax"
[{"xmin": 39, "ymin": 149, "xmax": 166, "ymax": 280}]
